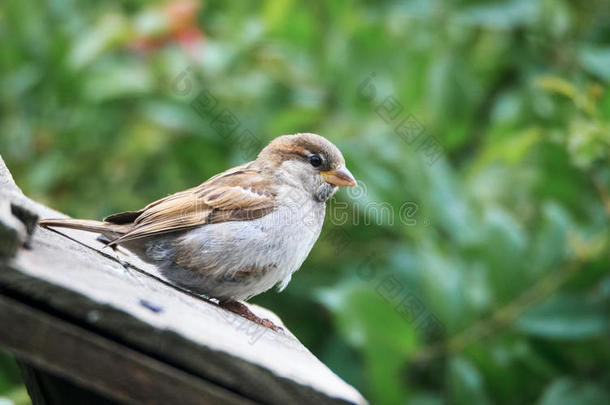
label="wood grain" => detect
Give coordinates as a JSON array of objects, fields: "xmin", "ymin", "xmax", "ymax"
[{"xmin": 0, "ymin": 295, "xmax": 253, "ymax": 405}]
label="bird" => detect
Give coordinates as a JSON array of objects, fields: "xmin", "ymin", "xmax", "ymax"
[{"xmin": 39, "ymin": 133, "xmax": 356, "ymax": 331}]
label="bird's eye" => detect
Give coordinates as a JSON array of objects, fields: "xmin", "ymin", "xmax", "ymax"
[{"xmin": 309, "ymin": 154, "xmax": 322, "ymax": 167}]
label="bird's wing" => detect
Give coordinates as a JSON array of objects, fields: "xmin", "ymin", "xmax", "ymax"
[{"xmin": 107, "ymin": 164, "xmax": 277, "ymax": 244}]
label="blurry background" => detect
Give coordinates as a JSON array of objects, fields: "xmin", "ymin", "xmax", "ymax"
[{"xmin": 1, "ymin": 0, "xmax": 610, "ymax": 404}]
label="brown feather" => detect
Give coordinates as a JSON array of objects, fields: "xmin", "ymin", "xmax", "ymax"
[
  {"xmin": 109, "ymin": 163, "xmax": 277, "ymax": 244},
  {"xmin": 38, "ymin": 218, "xmax": 130, "ymax": 235}
]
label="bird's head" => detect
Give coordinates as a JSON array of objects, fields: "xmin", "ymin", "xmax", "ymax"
[{"xmin": 257, "ymin": 133, "xmax": 356, "ymax": 201}]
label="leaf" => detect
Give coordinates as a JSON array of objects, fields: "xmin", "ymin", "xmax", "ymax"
[
  {"xmin": 566, "ymin": 121, "xmax": 609, "ymax": 169},
  {"xmin": 473, "ymin": 128, "xmax": 541, "ymax": 172},
  {"xmin": 516, "ymin": 294, "xmax": 610, "ymax": 339},
  {"xmin": 580, "ymin": 47, "xmax": 610, "ymax": 83},
  {"xmin": 539, "ymin": 378, "xmax": 610, "ymax": 405},
  {"xmin": 317, "ymin": 283, "xmax": 418, "ymax": 354},
  {"xmin": 82, "ymin": 62, "xmax": 154, "ymax": 102},
  {"xmin": 454, "ymin": 0, "xmax": 537, "ymax": 29},
  {"xmin": 529, "ymin": 202, "xmax": 572, "ymax": 271},
  {"xmin": 68, "ymin": 14, "xmax": 129, "ymax": 69},
  {"xmin": 317, "ymin": 283, "xmax": 419, "ymax": 403},
  {"xmin": 537, "ymin": 76, "xmax": 596, "ymax": 116},
  {"xmin": 447, "ymin": 356, "xmax": 491, "ymax": 405}
]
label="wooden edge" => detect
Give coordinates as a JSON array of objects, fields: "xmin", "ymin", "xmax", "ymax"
[
  {"xmin": 0, "ymin": 247, "xmax": 361, "ymax": 405},
  {"xmin": 0, "ymin": 294, "xmax": 259, "ymax": 405},
  {"xmin": 16, "ymin": 361, "xmax": 49, "ymax": 405}
]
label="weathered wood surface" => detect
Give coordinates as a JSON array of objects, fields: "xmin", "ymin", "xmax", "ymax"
[
  {"xmin": 0, "ymin": 155, "xmax": 366, "ymax": 405},
  {"xmin": 1, "ymin": 295, "xmax": 256, "ymax": 405}
]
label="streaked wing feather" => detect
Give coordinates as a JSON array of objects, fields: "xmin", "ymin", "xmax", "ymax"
[{"xmin": 111, "ymin": 165, "xmax": 276, "ymax": 244}]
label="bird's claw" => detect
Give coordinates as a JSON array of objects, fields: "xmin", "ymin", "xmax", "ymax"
[{"xmin": 219, "ymin": 300, "xmax": 284, "ymax": 332}]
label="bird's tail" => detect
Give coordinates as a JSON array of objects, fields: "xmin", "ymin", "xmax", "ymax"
[{"xmin": 38, "ymin": 218, "xmax": 129, "ymax": 235}]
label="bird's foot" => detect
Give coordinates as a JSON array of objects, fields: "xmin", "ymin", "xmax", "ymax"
[{"xmin": 219, "ymin": 300, "xmax": 284, "ymax": 332}]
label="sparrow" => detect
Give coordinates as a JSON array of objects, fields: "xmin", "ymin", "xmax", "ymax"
[{"xmin": 39, "ymin": 133, "xmax": 356, "ymax": 331}]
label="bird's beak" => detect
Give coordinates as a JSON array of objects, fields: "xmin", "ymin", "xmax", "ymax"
[{"xmin": 321, "ymin": 166, "xmax": 357, "ymax": 187}]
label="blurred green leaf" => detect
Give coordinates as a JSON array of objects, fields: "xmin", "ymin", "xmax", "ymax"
[
  {"xmin": 68, "ymin": 13, "xmax": 129, "ymax": 70},
  {"xmin": 539, "ymin": 378, "xmax": 610, "ymax": 405},
  {"xmin": 82, "ymin": 62, "xmax": 154, "ymax": 101},
  {"xmin": 516, "ymin": 294, "xmax": 610, "ymax": 339},
  {"xmin": 455, "ymin": 0, "xmax": 537, "ymax": 29},
  {"xmin": 474, "ymin": 128, "xmax": 540, "ymax": 170},
  {"xmin": 318, "ymin": 283, "xmax": 418, "ymax": 403},
  {"xmin": 580, "ymin": 47, "xmax": 610, "ymax": 83},
  {"xmin": 447, "ymin": 356, "xmax": 491, "ymax": 405}
]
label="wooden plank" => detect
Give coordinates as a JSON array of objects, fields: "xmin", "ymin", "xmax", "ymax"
[
  {"xmin": 17, "ymin": 361, "xmax": 50, "ymax": 405},
  {"xmin": 17, "ymin": 359, "xmax": 124, "ymax": 405},
  {"xmin": 0, "ymin": 295, "xmax": 255, "ymax": 405}
]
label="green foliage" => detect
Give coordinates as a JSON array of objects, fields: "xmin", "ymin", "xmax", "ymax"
[
  {"xmin": 0, "ymin": 351, "xmax": 30, "ymax": 405},
  {"xmin": 1, "ymin": 0, "xmax": 609, "ymax": 403}
]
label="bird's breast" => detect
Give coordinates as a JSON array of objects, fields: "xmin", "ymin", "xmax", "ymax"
[{"xmin": 152, "ymin": 190, "xmax": 326, "ymax": 300}]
